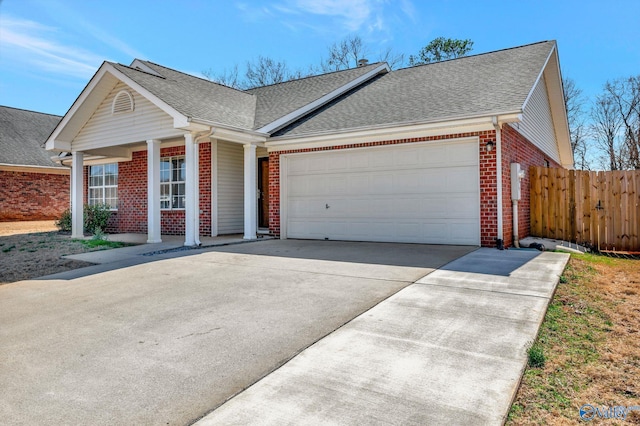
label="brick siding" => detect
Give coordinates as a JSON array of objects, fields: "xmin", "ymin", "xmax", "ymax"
[
  {"xmin": 0, "ymin": 170, "xmax": 70, "ymax": 221},
  {"xmin": 501, "ymin": 124, "xmax": 561, "ymax": 247},
  {"xmin": 268, "ymin": 128, "xmax": 561, "ymax": 248},
  {"xmin": 86, "ymin": 143, "xmax": 212, "ymax": 236}
]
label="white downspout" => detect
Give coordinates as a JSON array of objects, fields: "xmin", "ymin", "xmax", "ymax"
[
  {"xmin": 492, "ymin": 117, "xmax": 504, "ymax": 249},
  {"xmin": 513, "ymin": 200, "xmax": 520, "ymax": 248}
]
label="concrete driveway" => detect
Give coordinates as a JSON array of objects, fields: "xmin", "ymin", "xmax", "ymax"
[{"xmin": 0, "ymin": 240, "xmax": 473, "ymax": 425}]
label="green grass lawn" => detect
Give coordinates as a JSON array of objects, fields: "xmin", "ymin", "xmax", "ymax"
[{"xmin": 507, "ymin": 253, "xmax": 640, "ymax": 425}]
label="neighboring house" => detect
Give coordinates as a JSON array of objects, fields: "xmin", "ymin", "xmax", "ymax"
[
  {"xmin": 46, "ymin": 40, "xmax": 573, "ymax": 247},
  {"xmin": 0, "ymin": 106, "xmax": 68, "ymax": 221}
]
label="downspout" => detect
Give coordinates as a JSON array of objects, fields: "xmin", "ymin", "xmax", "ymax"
[
  {"xmin": 513, "ymin": 199, "xmax": 520, "ymax": 248},
  {"xmin": 492, "ymin": 117, "xmax": 504, "ymax": 249},
  {"xmin": 193, "ymin": 128, "xmax": 215, "ymax": 246}
]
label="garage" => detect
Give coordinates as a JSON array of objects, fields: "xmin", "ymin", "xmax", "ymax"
[{"xmin": 281, "ymin": 138, "xmax": 480, "ymax": 245}]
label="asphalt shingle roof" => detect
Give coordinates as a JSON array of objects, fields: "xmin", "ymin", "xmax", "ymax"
[
  {"xmin": 0, "ymin": 106, "xmax": 62, "ymax": 167},
  {"xmin": 274, "ymin": 41, "xmax": 555, "ymax": 137},
  {"xmin": 102, "ymin": 41, "xmax": 554, "ymax": 139},
  {"xmin": 112, "ymin": 61, "xmax": 257, "ymax": 130},
  {"xmin": 246, "ymin": 62, "xmax": 386, "ymax": 129}
]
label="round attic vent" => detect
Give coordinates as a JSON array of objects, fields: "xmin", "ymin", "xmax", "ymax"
[{"xmin": 112, "ymin": 90, "xmax": 134, "ymax": 114}]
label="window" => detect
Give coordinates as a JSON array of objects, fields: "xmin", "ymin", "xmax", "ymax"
[
  {"xmin": 160, "ymin": 156, "xmax": 185, "ymax": 209},
  {"xmin": 89, "ymin": 163, "xmax": 118, "ymax": 209}
]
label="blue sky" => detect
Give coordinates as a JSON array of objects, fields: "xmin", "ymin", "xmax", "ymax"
[{"xmin": 1, "ymin": 0, "xmax": 638, "ymax": 117}]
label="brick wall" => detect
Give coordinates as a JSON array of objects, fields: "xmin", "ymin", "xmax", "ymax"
[
  {"xmin": 0, "ymin": 170, "xmax": 70, "ymax": 221},
  {"xmin": 87, "ymin": 142, "xmax": 211, "ymax": 236},
  {"xmin": 268, "ymin": 128, "xmax": 561, "ymax": 248},
  {"xmin": 501, "ymin": 124, "xmax": 561, "ymax": 247}
]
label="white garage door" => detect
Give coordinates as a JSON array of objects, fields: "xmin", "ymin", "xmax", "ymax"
[{"xmin": 283, "ymin": 139, "xmax": 480, "ymax": 245}]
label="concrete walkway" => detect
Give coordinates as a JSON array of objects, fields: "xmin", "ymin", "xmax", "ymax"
[
  {"xmin": 64, "ymin": 233, "xmax": 274, "ymax": 264},
  {"xmin": 195, "ymin": 248, "xmax": 569, "ymax": 425}
]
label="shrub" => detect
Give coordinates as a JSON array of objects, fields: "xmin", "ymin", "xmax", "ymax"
[
  {"xmin": 84, "ymin": 203, "xmax": 111, "ymax": 235},
  {"xmin": 55, "ymin": 208, "xmax": 72, "ymax": 232},
  {"xmin": 56, "ymin": 204, "xmax": 112, "ymax": 235}
]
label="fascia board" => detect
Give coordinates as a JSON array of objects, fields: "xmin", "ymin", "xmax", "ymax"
[
  {"xmin": 0, "ymin": 163, "xmax": 70, "ymax": 174},
  {"xmin": 544, "ymin": 49, "xmax": 574, "ymax": 168},
  {"xmin": 266, "ymin": 113, "xmax": 522, "ymax": 151},
  {"xmin": 257, "ymin": 63, "xmax": 391, "ymax": 134},
  {"xmin": 522, "ymin": 43, "xmax": 555, "ymax": 112}
]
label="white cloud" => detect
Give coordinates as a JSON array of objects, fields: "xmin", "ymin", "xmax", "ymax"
[
  {"xmin": 0, "ymin": 16, "xmax": 103, "ymax": 79},
  {"xmin": 288, "ymin": 0, "xmax": 372, "ymax": 31},
  {"xmin": 266, "ymin": 0, "xmax": 416, "ymax": 36}
]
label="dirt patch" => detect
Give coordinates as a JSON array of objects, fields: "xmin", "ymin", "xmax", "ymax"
[
  {"xmin": 0, "ymin": 227, "xmax": 133, "ymax": 285},
  {"xmin": 0, "ymin": 220, "xmax": 58, "ymax": 236},
  {"xmin": 508, "ymin": 254, "xmax": 640, "ymax": 424}
]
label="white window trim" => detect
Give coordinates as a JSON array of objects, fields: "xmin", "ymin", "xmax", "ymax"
[
  {"xmin": 88, "ymin": 163, "xmax": 118, "ymax": 211},
  {"xmin": 160, "ymin": 155, "xmax": 186, "ymax": 211}
]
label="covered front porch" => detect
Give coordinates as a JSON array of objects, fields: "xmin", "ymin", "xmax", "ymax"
[{"xmin": 67, "ymin": 132, "xmax": 268, "ymax": 246}]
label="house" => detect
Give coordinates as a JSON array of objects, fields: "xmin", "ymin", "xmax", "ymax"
[
  {"xmin": 0, "ymin": 106, "xmax": 68, "ymax": 221},
  {"xmin": 45, "ymin": 40, "xmax": 573, "ymax": 247}
]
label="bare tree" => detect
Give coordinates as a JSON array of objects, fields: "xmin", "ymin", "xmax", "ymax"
[
  {"xmin": 591, "ymin": 93, "xmax": 624, "ymax": 170},
  {"xmin": 563, "ymin": 77, "xmax": 590, "ymax": 169},
  {"xmin": 604, "ymin": 76, "xmax": 640, "ymax": 169},
  {"xmin": 202, "ymin": 64, "xmax": 242, "ymax": 89},
  {"xmin": 245, "ymin": 56, "xmax": 290, "ymax": 88},
  {"xmin": 376, "ymin": 47, "xmax": 405, "ymax": 70},
  {"xmin": 321, "ymin": 35, "xmax": 367, "ymax": 72}
]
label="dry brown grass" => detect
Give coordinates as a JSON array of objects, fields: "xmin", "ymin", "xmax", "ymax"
[{"xmin": 508, "ymin": 254, "xmax": 640, "ymax": 425}]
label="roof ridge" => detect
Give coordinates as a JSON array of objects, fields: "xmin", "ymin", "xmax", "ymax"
[
  {"xmin": 0, "ymin": 105, "xmax": 62, "ymax": 118},
  {"xmin": 396, "ymin": 40, "xmax": 554, "ymax": 72},
  {"xmin": 246, "ymin": 62, "xmax": 387, "ymax": 91}
]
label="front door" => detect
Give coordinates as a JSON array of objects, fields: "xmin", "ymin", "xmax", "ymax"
[{"xmin": 258, "ymin": 157, "xmax": 269, "ymax": 229}]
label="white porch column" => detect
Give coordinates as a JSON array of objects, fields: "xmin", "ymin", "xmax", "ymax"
[
  {"xmin": 184, "ymin": 133, "xmax": 197, "ymax": 246},
  {"xmin": 71, "ymin": 151, "xmax": 84, "ymax": 239},
  {"xmin": 147, "ymin": 140, "xmax": 162, "ymax": 243},
  {"xmin": 243, "ymin": 143, "xmax": 257, "ymax": 240}
]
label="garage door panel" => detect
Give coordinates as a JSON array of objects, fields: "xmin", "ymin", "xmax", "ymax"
[
  {"xmin": 395, "ymin": 148, "xmax": 421, "ymax": 167},
  {"xmin": 348, "ymin": 175, "xmax": 370, "ymax": 194},
  {"xmin": 446, "ymin": 167, "xmax": 479, "ymax": 191},
  {"xmin": 446, "ymin": 195, "xmax": 480, "ymax": 219},
  {"xmin": 393, "ymin": 171, "xmax": 424, "ymax": 193},
  {"xmin": 289, "ymin": 220, "xmax": 325, "ymax": 237},
  {"xmin": 285, "ymin": 140, "xmax": 480, "ymax": 245}
]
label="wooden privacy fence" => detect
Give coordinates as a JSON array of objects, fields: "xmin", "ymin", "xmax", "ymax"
[{"xmin": 530, "ymin": 167, "xmax": 640, "ymax": 252}]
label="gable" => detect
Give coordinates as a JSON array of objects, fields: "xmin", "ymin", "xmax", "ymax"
[
  {"xmin": 73, "ymin": 82, "xmax": 184, "ymax": 151},
  {"xmin": 516, "ymin": 75, "xmax": 561, "ymax": 164}
]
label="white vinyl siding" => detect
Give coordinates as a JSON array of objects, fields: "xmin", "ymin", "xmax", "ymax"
[
  {"xmin": 74, "ymin": 82, "xmax": 183, "ymax": 151},
  {"xmin": 283, "ymin": 139, "xmax": 480, "ymax": 245},
  {"xmin": 518, "ymin": 75, "xmax": 561, "ymax": 164},
  {"xmin": 216, "ymin": 141, "xmax": 244, "ymax": 234}
]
